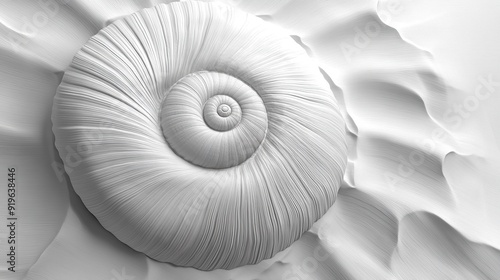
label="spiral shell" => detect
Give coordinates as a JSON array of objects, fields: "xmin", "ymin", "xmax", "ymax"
[{"xmin": 52, "ymin": 1, "xmax": 347, "ymax": 270}]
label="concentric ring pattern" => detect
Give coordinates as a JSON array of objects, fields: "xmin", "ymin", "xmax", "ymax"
[
  {"xmin": 52, "ymin": 1, "xmax": 347, "ymax": 270},
  {"xmin": 161, "ymin": 71, "xmax": 267, "ymax": 169}
]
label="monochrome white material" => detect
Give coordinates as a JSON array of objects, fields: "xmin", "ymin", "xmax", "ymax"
[
  {"xmin": 161, "ymin": 71, "xmax": 267, "ymax": 169},
  {"xmin": 52, "ymin": 1, "xmax": 347, "ymax": 270}
]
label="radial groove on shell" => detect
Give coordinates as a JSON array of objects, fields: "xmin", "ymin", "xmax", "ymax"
[{"xmin": 52, "ymin": 1, "xmax": 347, "ymax": 270}]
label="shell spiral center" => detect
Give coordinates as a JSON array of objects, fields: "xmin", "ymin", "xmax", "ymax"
[{"xmin": 160, "ymin": 71, "xmax": 267, "ymax": 169}]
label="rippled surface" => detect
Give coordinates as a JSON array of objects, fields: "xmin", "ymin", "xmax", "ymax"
[{"xmin": 0, "ymin": 0, "xmax": 499, "ymax": 279}]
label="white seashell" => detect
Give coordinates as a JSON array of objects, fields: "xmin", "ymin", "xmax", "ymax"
[{"xmin": 52, "ymin": 1, "xmax": 347, "ymax": 270}]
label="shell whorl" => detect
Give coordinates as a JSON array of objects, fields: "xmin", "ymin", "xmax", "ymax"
[
  {"xmin": 161, "ymin": 71, "xmax": 267, "ymax": 169},
  {"xmin": 52, "ymin": 1, "xmax": 347, "ymax": 270}
]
